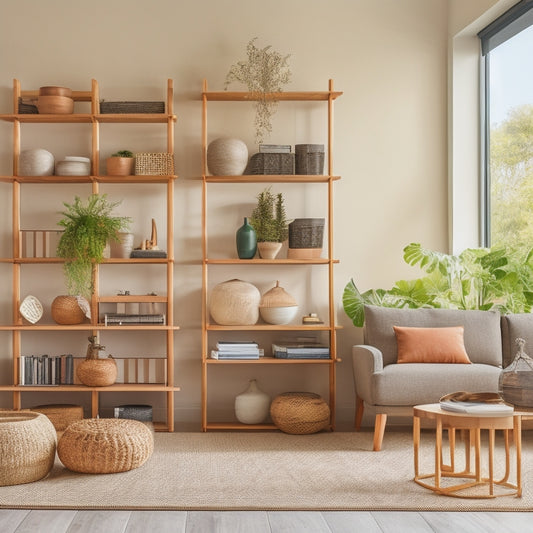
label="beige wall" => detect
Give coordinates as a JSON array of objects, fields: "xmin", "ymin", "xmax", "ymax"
[{"xmin": 0, "ymin": 0, "xmax": 503, "ymax": 428}]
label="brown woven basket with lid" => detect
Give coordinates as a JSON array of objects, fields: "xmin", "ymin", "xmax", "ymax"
[{"xmin": 259, "ymin": 281, "xmax": 297, "ymax": 308}]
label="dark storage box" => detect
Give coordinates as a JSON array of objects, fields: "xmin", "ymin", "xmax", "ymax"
[
  {"xmin": 246, "ymin": 153, "xmax": 295, "ymax": 175},
  {"xmin": 295, "ymin": 144, "xmax": 325, "ymax": 175}
]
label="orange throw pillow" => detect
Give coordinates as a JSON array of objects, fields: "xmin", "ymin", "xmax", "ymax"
[{"xmin": 393, "ymin": 325, "xmax": 472, "ymax": 364}]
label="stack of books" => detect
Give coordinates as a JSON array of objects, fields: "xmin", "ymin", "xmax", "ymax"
[
  {"xmin": 20, "ymin": 354, "xmax": 74, "ymax": 385},
  {"xmin": 210, "ymin": 341, "xmax": 262, "ymax": 360},
  {"xmin": 272, "ymin": 342, "xmax": 330, "ymax": 359}
]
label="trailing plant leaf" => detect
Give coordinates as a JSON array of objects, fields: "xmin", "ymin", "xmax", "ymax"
[
  {"xmin": 56, "ymin": 194, "xmax": 131, "ymax": 299},
  {"xmin": 343, "ymin": 242, "xmax": 533, "ymax": 327}
]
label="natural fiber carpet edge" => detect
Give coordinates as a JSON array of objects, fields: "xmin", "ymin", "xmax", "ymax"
[{"xmin": 1, "ymin": 431, "xmax": 533, "ymax": 511}]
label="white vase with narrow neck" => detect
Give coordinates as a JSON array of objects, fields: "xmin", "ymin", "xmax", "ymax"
[{"xmin": 235, "ymin": 379, "xmax": 271, "ymax": 424}]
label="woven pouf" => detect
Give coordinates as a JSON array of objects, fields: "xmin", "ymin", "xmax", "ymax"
[
  {"xmin": 270, "ymin": 392, "xmax": 330, "ymax": 434},
  {"xmin": 58, "ymin": 418, "xmax": 154, "ymax": 474},
  {"xmin": 0, "ymin": 411, "xmax": 57, "ymax": 486},
  {"xmin": 32, "ymin": 404, "xmax": 84, "ymax": 436}
]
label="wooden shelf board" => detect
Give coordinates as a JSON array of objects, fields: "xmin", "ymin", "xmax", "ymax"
[
  {"xmin": 0, "ymin": 114, "xmax": 176, "ymax": 124},
  {"xmin": 204, "ymin": 422, "xmax": 278, "ymax": 430},
  {"xmin": 204, "ymin": 175, "xmax": 340, "ymax": 183},
  {"xmin": 0, "ymin": 175, "xmax": 176, "ymax": 184},
  {"xmin": 206, "ymin": 324, "xmax": 337, "ymax": 331},
  {"xmin": 0, "ymin": 324, "xmax": 180, "ymax": 331},
  {"xmin": 205, "ymin": 258, "xmax": 338, "ymax": 265},
  {"xmin": 0, "ymin": 384, "xmax": 180, "ymax": 392},
  {"xmin": 203, "ymin": 90, "xmax": 342, "ymax": 102},
  {"xmin": 206, "ymin": 357, "xmax": 336, "ymax": 364},
  {"xmin": 99, "ymin": 295, "xmax": 168, "ymax": 303},
  {"xmin": 95, "ymin": 113, "xmax": 177, "ymax": 123}
]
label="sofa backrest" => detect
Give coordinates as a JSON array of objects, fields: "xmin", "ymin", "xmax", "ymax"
[
  {"xmin": 501, "ymin": 313, "xmax": 533, "ymax": 367},
  {"xmin": 364, "ymin": 305, "xmax": 502, "ymax": 367}
]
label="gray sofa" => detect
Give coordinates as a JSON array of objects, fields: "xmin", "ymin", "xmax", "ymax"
[{"xmin": 352, "ymin": 305, "xmax": 533, "ymax": 451}]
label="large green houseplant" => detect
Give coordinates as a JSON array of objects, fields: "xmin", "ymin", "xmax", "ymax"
[
  {"xmin": 57, "ymin": 194, "xmax": 131, "ymax": 299},
  {"xmin": 343, "ymin": 242, "xmax": 533, "ymax": 327},
  {"xmin": 249, "ymin": 187, "xmax": 288, "ymax": 259}
]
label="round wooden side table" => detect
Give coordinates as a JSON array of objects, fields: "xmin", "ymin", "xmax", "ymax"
[{"xmin": 413, "ymin": 403, "xmax": 525, "ymax": 498}]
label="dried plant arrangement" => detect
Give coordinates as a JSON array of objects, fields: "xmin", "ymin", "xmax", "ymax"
[{"xmin": 225, "ymin": 37, "xmax": 291, "ymax": 144}]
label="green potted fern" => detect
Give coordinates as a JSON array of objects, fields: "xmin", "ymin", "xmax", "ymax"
[
  {"xmin": 53, "ymin": 194, "xmax": 130, "ymax": 324},
  {"xmin": 250, "ymin": 187, "xmax": 288, "ymax": 259}
]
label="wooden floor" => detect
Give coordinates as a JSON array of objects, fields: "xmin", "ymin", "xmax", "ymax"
[{"xmin": 1, "ymin": 510, "xmax": 532, "ymax": 532}]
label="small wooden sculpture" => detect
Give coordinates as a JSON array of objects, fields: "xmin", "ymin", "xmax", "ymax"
[{"xmin": 139, "ymin": 218, "xmax": 159, "ymax": 250}]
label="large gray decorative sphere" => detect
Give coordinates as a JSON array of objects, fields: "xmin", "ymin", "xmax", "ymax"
[
  {"xmin": 207, "ymin": 138, "xmax": 248, "ymax": 176},
  {"xmin": 19, "ymin": 149, "xmax": 55, "ymax": 176}
]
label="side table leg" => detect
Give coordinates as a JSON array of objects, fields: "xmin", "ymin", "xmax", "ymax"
[
  {"xmin": 474, "ymin": 428, "xmax": 481, "ymax": 482},
  {"xmin": 515, "ymin": 416, "xmax": 522, "ymax": 497},
  {"xmin": 413, "ymin": 415, "xmax": 420, "ymax": 478},
  {"xmin": 488, "ymin": 428, "xmax": 495, "ymax": 496},
  {"xmin": 435, "ymin": 418, "xmax": 442, "ymax": 490}
]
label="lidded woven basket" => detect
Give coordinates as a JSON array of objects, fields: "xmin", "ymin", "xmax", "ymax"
[{"xmin": 259, "ymin": 281, "xmax": 296, "ymax": 308}]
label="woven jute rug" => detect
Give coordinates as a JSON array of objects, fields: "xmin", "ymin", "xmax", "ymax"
[{"xmin": 1, "ymin": 430, "xmax": 532, "ymax": 510}]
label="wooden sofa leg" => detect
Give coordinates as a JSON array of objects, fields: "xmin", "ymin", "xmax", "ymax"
[
  {"xmin": 373, "ymin": 413, "xmax": 387, "ymax": 451},
  {"xmin": 355, "ymin": 396, "xmax": 364, "ymax": 431}
]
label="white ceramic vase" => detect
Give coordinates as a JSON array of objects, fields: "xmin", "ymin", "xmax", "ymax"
[
  {"xmin": 235, "ymin": 379, "xmax": 271, "ymax": 424},
  {"xmin": 110, "ymin": 232, "xmax": 134, "ymax": 258},
  {"xmin": 207, "ymin": 138, "xmax": 248, "ymax": 176}
]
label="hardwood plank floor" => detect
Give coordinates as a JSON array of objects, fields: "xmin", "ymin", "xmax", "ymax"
[{"xmin": 0, "ymin": 510, "xmax": 532, "ymax": 532}]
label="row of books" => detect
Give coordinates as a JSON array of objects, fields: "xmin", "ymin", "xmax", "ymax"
[
  {"xmin": 209, "ymin": 340, "xmax": 330, "ymax": 360},
  {"xmin": 103, "ymin": 313, "xmax": 166, "ymax": 325},
  {"xmin": 19, "ymin": 355, "xmax": 167, "ymax": 385}
]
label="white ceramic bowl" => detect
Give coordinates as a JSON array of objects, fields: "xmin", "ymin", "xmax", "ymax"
[
  {"xmin": 259, "ymin": 305, "xmax": 298, "ymax": 325},
  {"xmin": 55, "ymin": 159, "xmax": 91, "ymax": 176}
]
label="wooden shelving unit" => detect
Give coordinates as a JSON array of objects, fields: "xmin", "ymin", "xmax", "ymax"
[
  {"xmin": 0, "ymin": 79, "xmax": 180, "ymax": 431},
  {"xmin": 201, "ymin": 79, "xmax": 342, "ymax": 431}
]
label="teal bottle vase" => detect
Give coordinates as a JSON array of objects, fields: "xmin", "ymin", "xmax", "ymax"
[{"xmin": 236, "ymin": 217, "xmax": 257, "ymax": 259}]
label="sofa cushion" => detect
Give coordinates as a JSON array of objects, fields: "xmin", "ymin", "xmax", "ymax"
[
  {"xmin": 393, "ymin": 326, "xmax": 471, "ymax": 364},
  {"xmin": 371, "ymin": 363, "xmax": 501, "ymax": 406},
  {"xmin": 501, "ymin": 313, "xmax": 533, "ymax": 367},
  {"xmin": 364, "ymin": 305, "xmax": 502, "ymax": 367}
]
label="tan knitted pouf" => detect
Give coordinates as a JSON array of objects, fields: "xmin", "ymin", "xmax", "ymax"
[
  {"xmin": 57, "ymin": 418, "xmax": 154, "ymax": 474},
  {"xmin": 270, "ymin": 392, "xmax": 330, "ymax": 434},
  {"xmin": 0, "ymin": 411, "xmax": 57, "ymax": 486},
  {"xmin": 32, "ymin": 404, "xmax": 84, "ymax": 437}
]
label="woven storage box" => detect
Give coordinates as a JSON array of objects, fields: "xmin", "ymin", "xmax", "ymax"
[
  {"xmin": 135, "ymin": 152, "xmax": 174, "ymax": 176},
  {"xmin": 58, "ymin": 418, "xmax": 154, "ymax": 474},
  {"xmin": 270, "ymin": 392, "xmax": 330, "ymax": 434},
  {"xmin": 0, "ymin": 411, "xmax": 57, "ymax": 486},
  {"xmin": 246, "ymin": 153, "xmax": 295, "ymax": 175},
  {"xmin": 288, "ymin": 218, "xmax": 325, "ymax": 249},
  {"xmin": 295, "ymin": 144, "xmax": 325, "ymax": 175},
  {"xmin": 18, "ymin": 97, "xmax": 38, "ymax": 114},
  {"xmin": 32, "ymin": 404, "xmax": 84, "ymax": 434},
  {"xmin": 100, "ymin": 101, "xmax": 165, "ymax": 114},
  {"xmin": 114, "ymin": 404, "xmax": 153, "ymax": 421}
]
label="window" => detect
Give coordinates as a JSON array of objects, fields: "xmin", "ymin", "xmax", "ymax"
[{"xmin": 479, "ymin": 0, "xmax": 533, "ymax": 248}]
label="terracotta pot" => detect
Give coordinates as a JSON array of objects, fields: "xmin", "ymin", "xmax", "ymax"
[
  {"xmin": 106, "ymin": 157, "xmax": 134, "ymax": 176},
  {"xmin": 77, "ymin": 358, "xmax": 117, "ymax": 387}
]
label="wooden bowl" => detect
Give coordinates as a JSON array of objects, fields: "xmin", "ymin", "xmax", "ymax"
[
  {"xmin": 39, "ymin": 86, "xmax": 72, "ymax": 97},
  {"xmin": 37, "ymin": 95, "xmax": 74, "ymax": 114}
]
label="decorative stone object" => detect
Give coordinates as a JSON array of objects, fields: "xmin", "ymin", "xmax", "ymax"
[
  {"xmin": 235, "ymin": 379, "xmax": 271, "ymax": 424},
  {"xmin": 209, "ymin": 279, "xmax": 260, "ymax": 325},
  {"xmin": 207, "ymin": 138, "xmax": 248, "ymax": 176},
  {"xmin": 19, "ymin": 148, "xmax": 55, "ymax": 176},
  {"xmin": 0, "ymin": 411, "xmax": 57, "ymax": 486}
]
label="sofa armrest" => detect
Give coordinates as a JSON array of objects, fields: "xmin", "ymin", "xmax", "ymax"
[{"xmin": 352, "ymin": 345, "xmax": 384, "ymax": 404}]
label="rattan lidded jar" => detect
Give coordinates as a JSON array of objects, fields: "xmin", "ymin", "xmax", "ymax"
[
  {"xmin": 209, "ymin": 279, "xmax": 261, "ymax": 325},
  {"xmin": 270, "ymin": 392, "xmax": 330, "ymax": 434},
  {"xmin": 259, "ymin": 281, "xmax": 298, "ymax": 325}
]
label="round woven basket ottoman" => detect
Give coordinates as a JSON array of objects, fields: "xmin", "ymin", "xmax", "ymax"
[
  {"xmin": 270, "ymin": 392, "xmax": 330, "ymax": 434},
  {"xmin": 58, "ymin": 418, "xmax": 154, "ymax": 474},
  {"xmin": 0, "ymin": 411, "xmax": 57, "ymax": 486}
]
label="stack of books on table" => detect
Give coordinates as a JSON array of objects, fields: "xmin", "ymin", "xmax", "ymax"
[
  {"xmin": 210, "ymin": 341, "xmax": 263, "ymax": 360},
  {"xmin": 272, "ymin": 342, "xmax": 330, "ymax": 359}
]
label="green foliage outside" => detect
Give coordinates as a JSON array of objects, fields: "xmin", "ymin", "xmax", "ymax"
[
  {"xmin": 56, "ymin": 194, "xmax": 131, "ymax": 298},
  {"xmin": 343, "ymin": 242, "xmax": 533, "ymax": 327},
  {"xmin": 491, "ymin": 104, "xmax": 533, "ymax": 249}
]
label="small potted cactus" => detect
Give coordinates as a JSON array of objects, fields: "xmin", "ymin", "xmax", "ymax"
[{"xmin": 106, "ymin": 150, "xmax": 134, "ymax": 176}]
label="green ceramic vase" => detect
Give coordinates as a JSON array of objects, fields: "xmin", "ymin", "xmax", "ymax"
[{"xmin": 236, "ymin": 217, "xmax": 257, "ymax": 259}]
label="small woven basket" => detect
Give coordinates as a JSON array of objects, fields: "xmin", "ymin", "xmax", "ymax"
[
  {"xmin": 260, "ymin": 281, "xmax": 297, "ymax": 308},
  {"xmin": 77, "ymin": 357, "xmax": 117, "ymax": 387},
  {"xmin": 135, "ymin": 152, "xmax": 174, "ymax": 176},
  {"xmin": 32, "ymin": 404, "xmax": 84, "ymax": 435},
  {"xmin": 51, "ymin": 295, "xmax": 86, "ymax": 325},
  {"xmin": 270, "ymin": 392, "xmax": 330, "ymax": 434},
  {"xmin": 295, "ymin": 144, "xmax": 324, "ymax": 175},
  {"xmin": 100, "ymin": 101, "xmax": 165, "ymax": 114},
  {"xmin": 246, "ymin": 153, "xmax": 295, "ymax": 175},
  {"xmin": 57, "ymin": 418, "xmax": 154, "ymax": 474}
]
